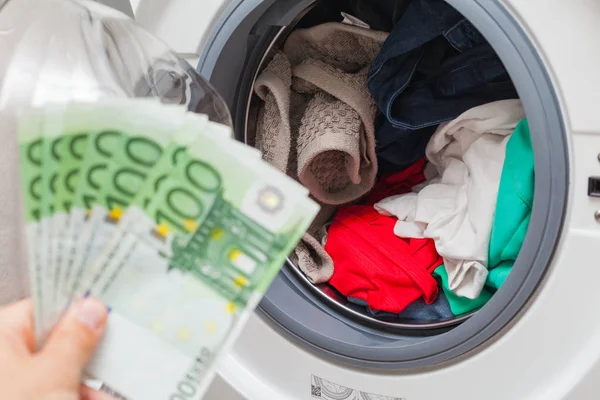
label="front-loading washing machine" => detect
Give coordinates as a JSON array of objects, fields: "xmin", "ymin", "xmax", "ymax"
[{"xmin": 129, "ymin": 0, "xmax": 600, "ymax": 398}]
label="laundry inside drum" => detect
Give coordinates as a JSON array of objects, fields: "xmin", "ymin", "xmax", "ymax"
[{"xmin": 245, "ymin": 0, "xmax": 533, "ymax": 330}]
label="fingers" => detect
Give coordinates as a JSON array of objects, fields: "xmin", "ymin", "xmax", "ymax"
[
  {"xmin": 39, "ymin": 298, "xmax": 108, "ymax": 388},
  {"xmin": 80, "ymin": 385, "xmax": 117, "ymax": 400},
  {"xmin": 0, "ymin": 298, "xmax": 35, "ymax": 354}
]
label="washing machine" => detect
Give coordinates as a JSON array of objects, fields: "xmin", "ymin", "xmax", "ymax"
[{"xmin": 127, "ymin": 0, "xmax": 600, "ymax": 398}]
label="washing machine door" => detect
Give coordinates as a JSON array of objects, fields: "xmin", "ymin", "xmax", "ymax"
[
  {"xmin": 134, "ymin": 0, "xmax": 600, "ymax": 398},
  {"xmin": 192, "ymin": 0, "xmax": 571, "ymax": 365}
]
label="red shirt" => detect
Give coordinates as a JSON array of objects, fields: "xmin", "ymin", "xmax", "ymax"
[{"xmin": 327, "ymin": 158, "xmax": 442, "ymax": 313}]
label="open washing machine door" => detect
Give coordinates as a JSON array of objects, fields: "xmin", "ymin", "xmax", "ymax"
[{"xmin": 132, "ymin": 0, "xmax": 600, "ymax": 398}]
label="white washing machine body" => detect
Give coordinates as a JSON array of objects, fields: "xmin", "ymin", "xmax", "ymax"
[{"xmin": 132, "ymin": 0, "xmax": 600, "ymax": 398}]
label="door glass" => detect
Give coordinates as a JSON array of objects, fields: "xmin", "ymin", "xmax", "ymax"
[{"xmin": 0, "ymin": 0, "xmax": 232, "ymax": 127}]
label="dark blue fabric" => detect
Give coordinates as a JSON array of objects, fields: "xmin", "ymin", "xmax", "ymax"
[
  {"xmin": 347, "ymin": 293, "xmax": 454, "ymax": 322},
  {"xmin": 295, "ymin": 0, "xmax": 409, "ymax": 32},
  {"xmin": 367, "ymin": 0, "xmax": 518, "ymax": 174},
  {"xmin": 345, "ymin": 0, "xmax": 410, "ymax": 32},
  {"xmin": 375, "ymin": 118, "xmax": 435, "ymax": 175}
]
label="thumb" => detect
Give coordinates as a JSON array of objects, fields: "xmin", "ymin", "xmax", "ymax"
[{"xmin": 40, "ymin": 297, "xmax": 108, "ymax": 388}]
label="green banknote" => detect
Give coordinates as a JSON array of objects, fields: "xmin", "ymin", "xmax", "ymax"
[
  {"xmin": 39, "ymin": 107, "xmax": 70, "ymax": 335},
  {"xmin": 17, "ymin": 109, "xmax": 45, "ymax": 342},
  {"xmin": 51, "ymin": 104, "xmax": 124, "ymax": 308},
  {"xmin": 132, "ymin": 114, "xmax": 258, "ymax": 212},
  {"xmin": 54, "ymin": 128, "xmax": 88, "ymax": 304},
  {"xmin": 80, "ymin": 112, "xmax": 258, "ymax": 294},
  {"xmin": 83, "ymin": 118, "xmax": 318, "ymax": 400},
  {"xmin": 64, "ymin": 100, "xmax": 173, "ymax": 297},
  {"xmin": 131, "ymin": 114, "xmax": 210, "ymax": 212},
  {"xmin": 20, "ymin": 105, "xmax": 99, "ymax": 343},
  {"xmin": 43, "ymin": 107, "xmax": 89, "ymax": 313},
  {"xmin": 85, "ymin": 115, "xmax": 261, "ymax": 293},
  {"xmin": 39, "ymin": 104, "xmax": 117, "ymax": 340},
  {"xmin": 18, "ymin": 99, "xmax": 318, "ymax": 400},
  {"xmin": 65, "ymin": 108, "xmax": 123, "ymax": 300},
  {"xmin": 69, "ymin": 102, "xmax": 188, "ymax": 297},
  {"xmin": 96, "ymin": 103, "xmax": 196, "ymax": 212}
]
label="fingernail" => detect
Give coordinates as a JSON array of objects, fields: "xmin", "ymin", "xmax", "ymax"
[{"xmin": 75, "ymin": 298, "xmax": 107, "ymax": 330}]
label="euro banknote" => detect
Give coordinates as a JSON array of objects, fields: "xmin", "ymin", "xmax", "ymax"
[{"xmin": 17, "ymin": 98, "xmax": 319, "ymax": 399}]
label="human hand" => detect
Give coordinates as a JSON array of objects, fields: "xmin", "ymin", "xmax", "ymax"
[{"xmin": 0, "ymin": 297, "xmax": 112, "ymax": 400}]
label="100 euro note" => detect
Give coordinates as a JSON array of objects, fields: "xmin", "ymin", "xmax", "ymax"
[
  {"xmin": 64, "ymin": 100, "xmax": 178, "ymax": 300},
  {"xmin": 83, "ymin": 122, "xmax": 319, "ymax": 400},
  {"xmin": 22, "ymin": 103, "xmax": 122, "ymax": 343},
  {"xmin": 65, "ymin": 117, "xmax": 121, "ymax": 302},
  {"xmin": 41, "ymin": 106, "xmax": 89, "ymax": 317},
  {"xmin": 38, "ymin": 103, "xmax": 127, "ymax": 340},
  {"xmin": 38, "ymin": 107, "xmax": 75, "ymax": 338},
  {"xmin": 39, "ymin": 113, "xmax": 58, "ymax": 325},
  {"xmin": 19, "ymin": 105, "xmax": 105, "ymax": 343},
  {"xmin": 17, "ymin": 109, "xmax": 45, "ymax": 342},
  {"xmin": 79, "ymin": 112, "xmax": 260, "ymax": 294},
  {"xmin": 53, "ymin": 122, "xmax": 89, "ymax": 308},
  {"xmin": 69, "ymin": 102, "xmax": 187, "ymax": 297}
]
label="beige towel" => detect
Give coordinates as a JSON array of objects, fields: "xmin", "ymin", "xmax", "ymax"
[
  {"xmin": 283, "ymin": 22, "xmax": 387, "ymax": 72},
  {"xmin": 253, "ymin": 23, "xmax": 388, "ymax": 283},
  {"xmin": 254, "ymin": 53, "xmax": 295, "ymax": 174},
  {"xmin": 294, "ymin": 59, "xmax": 377, "ymax": 204},
  {"xmin": 285, "ymin": 23, "xmax": 386, "ymax": 204},
  {"xmin": 254, "ymin": 52, "xmax": 335, "ymax": 283},
  {"xmin": 291, "ymin": 203, "xmax": 337, "ymax": 284}
]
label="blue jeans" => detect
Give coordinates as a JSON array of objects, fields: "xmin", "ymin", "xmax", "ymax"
[
  {"xmin": 347, "ymin": 293, "xmax": 454, "ymax": 322},
  {"xmin": 367, "ymin": 0, "xmax": 518, "ymax": 173}
]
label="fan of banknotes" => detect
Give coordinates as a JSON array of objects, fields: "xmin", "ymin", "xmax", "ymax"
[{"xmin": 17, "ymin": 98, "xmax": 319, "ymax": 400}]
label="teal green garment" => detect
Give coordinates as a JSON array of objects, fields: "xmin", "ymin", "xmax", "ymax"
[
  {"xmin": 433, "ymin": 120, "xmax": 534, "ymax": 315},
  {"xmin": 487, "ymin": 119, "xmax": 534, "ymax": 289},
  {"xmin": 433, "ymin": 266, "xmax": 493, "ymax": 316}
]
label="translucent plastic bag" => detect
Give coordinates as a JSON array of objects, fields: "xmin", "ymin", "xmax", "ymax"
[{"xmin": 0, "ymin": 0, "xmax": 231, "ymax": 122}]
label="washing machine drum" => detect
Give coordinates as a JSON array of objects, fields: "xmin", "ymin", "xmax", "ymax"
[{"xmin": 197, "ymin": 0, "xmax": 571, "ymax": 369}]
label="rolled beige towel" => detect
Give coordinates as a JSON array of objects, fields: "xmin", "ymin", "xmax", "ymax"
[
  {"xmin": 252, "ymin": 23, "xmax": 388, "ymax": 283},
  {"xmin": 294, "ymin": 60, "xmax": 377, "ymax": 204},
  {"xmin": 253, "ymin": 53, "xmax": 333, "ymax": 283}
]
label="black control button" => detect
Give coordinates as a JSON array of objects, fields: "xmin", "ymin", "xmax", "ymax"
[{"xmin": 588, "ymin": 177, "xmax": 600, "ymax": 197}]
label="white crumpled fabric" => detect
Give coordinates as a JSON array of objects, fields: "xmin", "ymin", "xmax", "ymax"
[{"xmin": 375, "ymin": 100, "xmax": 524, "ymax": 299}]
